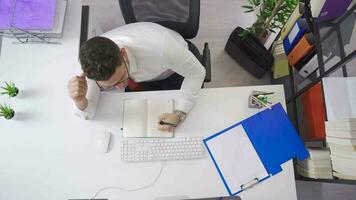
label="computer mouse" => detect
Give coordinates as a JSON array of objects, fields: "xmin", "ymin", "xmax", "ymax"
[{"xmin": 95, "ymin": 131, "xmax": 111, "ymax": 153}]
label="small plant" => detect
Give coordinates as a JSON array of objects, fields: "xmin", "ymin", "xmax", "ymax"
[
  {"xmin": 1, "ymin": 82, "xmax": 19, "ymax": 97},
  {"xmin": 0, "ymin": 104, "xmax": 15, "ymax": 119}
]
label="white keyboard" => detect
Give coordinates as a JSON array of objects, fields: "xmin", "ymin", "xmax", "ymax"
[{"xmin": 120, "ymin": 137, "xmax": 205, "ymax": 162}]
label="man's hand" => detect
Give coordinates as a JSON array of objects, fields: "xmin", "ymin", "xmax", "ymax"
[
  {"xmin": 158, "ymin": 113, "xmax": 180, "ymax": 132},
  {"xmin": 68, "ymin": 74, "xmax": 88, "ymax": 110}
]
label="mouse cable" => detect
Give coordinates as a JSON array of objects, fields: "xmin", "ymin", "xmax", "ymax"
[{"xmin": 90, "ymin": 161, "xmax": 166, "ymax": 200}]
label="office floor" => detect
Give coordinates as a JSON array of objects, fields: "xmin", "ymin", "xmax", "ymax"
[
  {"xmin": 82, "ymin": 0, "xmax": 356, "ymax": 199},
  {"xmin": 83, "ymin": 0, "xmax": 271, "ymax": 88}
]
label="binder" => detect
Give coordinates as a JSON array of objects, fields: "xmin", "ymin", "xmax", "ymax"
[
  {"xmin": 272, "ymin": 40, "xmax": 289, "ymax": 79},
  {"xmin": 301, "ymin": 83, "xmax": 326, "ymax": 141},
  {"xmin": 283, "ymin": 18, "xmax": 310, "ymax": 54},
  {"xmin": 298, "ymin": 53, "xmax": 319, "ymax": 78},
  {"xmin": 288, "ymin": 33, "xmax": 315, "ymax": 66},
  {"xmin": 310, "ymin": 0, "xmax": 353, "ymax": 22},
  {"xmin": 294, "ymin": 49, "xmax": 316, "ymax": 71},
  {"xmin": 204, "ymin": 103, "xmax": 309, "ymax": 196},
  {"xmin": 280, "ymin": 3, "xmax": 304, "ymax": 40}
]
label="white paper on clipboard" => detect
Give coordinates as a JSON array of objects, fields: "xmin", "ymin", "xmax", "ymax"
[{"xmin": 205, "ymin": 125, "xmax": 269, "ymax": 193}]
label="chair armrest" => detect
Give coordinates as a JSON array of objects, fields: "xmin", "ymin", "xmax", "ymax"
[{"xmin": 202, "ymin": 42, "xmax": 211, "ymax": 82}]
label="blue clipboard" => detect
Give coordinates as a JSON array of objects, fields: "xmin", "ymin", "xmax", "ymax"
[{"xmin": 203, "ymin": 103, "xmax": 309, "ymax": 196}]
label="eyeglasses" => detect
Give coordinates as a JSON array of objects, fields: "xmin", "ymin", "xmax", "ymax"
[{"xmin": 95, "ymin": 61, "xmax": 129, "ymax": 92}]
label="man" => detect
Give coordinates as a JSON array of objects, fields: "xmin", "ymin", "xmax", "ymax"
[{"xmin": 68, "ymin": 22, "xmax": 206, "ymax": 132}]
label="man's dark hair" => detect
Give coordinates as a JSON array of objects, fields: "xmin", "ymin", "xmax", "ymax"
[{"xmin": 79, "ymin": 36, "xmax": 123, "ymax": 81}]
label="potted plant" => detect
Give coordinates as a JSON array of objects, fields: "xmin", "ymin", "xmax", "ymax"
[
  {"xmin": 0, "ymin": 104, "xmax": 15, "ymax": 119},
  {"xmin": 1, "ymin": 82, "xmax": 19, "ymax": 97},
  {"xmin": 241, "ymin": 0, "xmax": 299, "ymax": 43},
  {"xmin": 225, "ymin": 0, "xmax": 299, "ymax": 78}
]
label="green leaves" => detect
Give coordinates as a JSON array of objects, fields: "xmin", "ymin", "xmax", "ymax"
[
  {"xmin": 1, "ymin": 82, "xmax": 19, "ymax": 97},
  {"xmin": 0, "ymin": 103, "xmax": 14, "ymax": 119},
  {"xmin": 242, "ymin": 0, "xmax": 299, "ymax": 39},
  {"xmin": 1, "ymin": 82, "xmax": 18, "ymax": 119},
  {"xmin": 242, "ymin": 0, "xmax": 262, "ymax": 12},
  {"xmin": 242, "ymin": 5, "xmax": 254, "ymax": 9},
  {"xmin": 247, "ymin": 0, "xmax": 261, "ymax": 7},
  {"xmin": 242, "ymin": 4, "xmax": 255, "ymax": 13}
]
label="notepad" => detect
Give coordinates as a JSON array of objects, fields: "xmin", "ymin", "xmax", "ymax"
[
  {"xmin": 205, "ymin": 125, "xmax": 269, "ymax": 193},
  {"xmin": 123, "ymin": 99, "xmax": 174, "ymax": 138}
]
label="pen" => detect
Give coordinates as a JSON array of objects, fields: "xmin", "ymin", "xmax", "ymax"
[
  {"xmin": 159, "ymin": 121, "xmax": 178, "ymax": 127},
  {"xmin": 251, "ymin": 95, "xmax": 272, "ymax": 110},
  {"xmin": 260, "ymin": 92, "xmax": 274, "ymax": 95}
]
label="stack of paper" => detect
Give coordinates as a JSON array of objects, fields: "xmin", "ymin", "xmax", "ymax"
[
  {"xmin": 326, "ymin": 119, "xmax": 356, "ymax": 180},
  {"xmin": 0, "ymin": 0, "xmax": 56, "ymax": 30},
  {"xmin": 296, "ymin": 147, "xmax": 332, "ymax": 179},
  {"xmin": 322, "ymin": 77, "xmax": 356, "ymax": 121},
  {"xmin": 0, "ymin": 0, "xmax": 68, "ymax": 39},
  {"xmin": 323, "ymin": 77, "xmax": 356, "ymax": 180}
]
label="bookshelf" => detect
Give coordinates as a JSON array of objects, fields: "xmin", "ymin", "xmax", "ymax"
[{"xmin": 272, "ymin": 3, "xmax": 356, "ymax": 184}]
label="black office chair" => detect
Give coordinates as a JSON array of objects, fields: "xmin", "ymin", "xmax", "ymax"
[{"xmin": 118, "ymin": 0, "xmax": 211, "ymax": 82}]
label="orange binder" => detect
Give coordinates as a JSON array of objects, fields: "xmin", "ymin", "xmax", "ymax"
[
  {"xmin": 301, "ymin": 83, "xmax": 326, "ymax": 141},
  {"xmin": 287, "ymin": 33, "xmax": 315, "ymax": 66}
]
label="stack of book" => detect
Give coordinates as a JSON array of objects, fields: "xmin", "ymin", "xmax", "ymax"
[
  {"xmin": 326, "ymin": 119, "xmax": 356, "ymax": 180},
  {"xmin": 296, "ymin": 147, "xmax": 332, "ymax": 179}
]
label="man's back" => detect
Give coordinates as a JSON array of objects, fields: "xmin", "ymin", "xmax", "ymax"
[{"xmin": 102, "ymin": 22, "xmax": 188, "ymax": 56}]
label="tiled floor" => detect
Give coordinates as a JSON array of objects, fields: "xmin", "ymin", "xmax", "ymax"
[
  {"xmin": 296, "ymin": 180, "xmax": 356, "ymax": 200},
  {"xmin": 82, "ymin": 0, "xmax": 356, "ymax": 199}
]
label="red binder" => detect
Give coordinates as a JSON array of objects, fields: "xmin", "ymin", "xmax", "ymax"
[{"xmin": 301, "ymin": 83, "xmax": 326, "ymax": 141}]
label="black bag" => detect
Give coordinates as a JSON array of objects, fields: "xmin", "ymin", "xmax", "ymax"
[{"xmin": 225, "ymin": 27, "xmax": 274, "ymax": 78}]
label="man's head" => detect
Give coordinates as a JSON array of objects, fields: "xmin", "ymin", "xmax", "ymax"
[{"xmin": 79, "ymin": 36, "xmax": 129, "ymax": 90}]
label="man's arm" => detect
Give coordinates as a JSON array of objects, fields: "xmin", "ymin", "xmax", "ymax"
[
  {"xmin": 157, "ymin": 32, "xmax": 206, "ymax": 132},
  {"xmin": 68, "ymin": 74, "xmax": 100, "ymax": 119},
  {"xmin": 163, "ymin": 32, "xmax": 206, "ymax": 114}
]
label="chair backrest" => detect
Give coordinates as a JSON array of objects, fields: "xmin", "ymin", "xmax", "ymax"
[{"xmin": 119, "ymin": 0, "xmax": 200, "ymax": 39}]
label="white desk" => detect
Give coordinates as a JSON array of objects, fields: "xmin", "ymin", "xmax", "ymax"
[{"xmin": 0, "ymin": 1, "xmax": 297, "ymax": 199}]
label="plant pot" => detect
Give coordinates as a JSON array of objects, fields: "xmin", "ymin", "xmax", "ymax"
[
  {"xmin": 10, "ymin": 88, "xmax": 19, "ymax": 97},
  {"xmin": 4, "ymin": 110, "xmax": 15, "ymax": 120},
  {"xmin": 225, "ymin": 27, "xmax": 274, "ymax": 78},
  {"xmin": 258, "ymin": 29, "xmax": 270, "ymax": 44}
]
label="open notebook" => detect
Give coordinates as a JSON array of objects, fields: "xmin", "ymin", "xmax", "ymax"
[{"xmin": 123, "ymin": 99, "xmax": 174, "ymax": 138}]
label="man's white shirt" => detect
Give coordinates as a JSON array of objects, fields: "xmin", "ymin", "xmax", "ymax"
[{"xmin": 74, "ymin": 22, "xmax": 206, "ymax": 119}]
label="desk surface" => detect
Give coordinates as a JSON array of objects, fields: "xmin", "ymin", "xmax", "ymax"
[{"xmin": 0, "ymin": 1, "xmax": 297, "ymax": 199}]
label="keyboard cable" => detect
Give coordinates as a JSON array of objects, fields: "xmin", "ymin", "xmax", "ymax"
[{"xmin": 90, "ymin": 161, "xmax": 166, "ymax": 200}]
